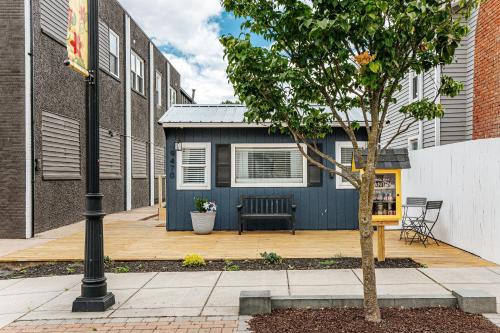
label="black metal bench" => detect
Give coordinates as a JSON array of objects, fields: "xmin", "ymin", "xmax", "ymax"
[{"xmin": 237, "ymin": 195, "xmax": 296, "ymax": 235}]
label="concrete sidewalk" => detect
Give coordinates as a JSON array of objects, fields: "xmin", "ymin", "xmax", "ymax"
[{"xmin": 0, "ymin": 267, "xmax": 499, "ymax": 330}]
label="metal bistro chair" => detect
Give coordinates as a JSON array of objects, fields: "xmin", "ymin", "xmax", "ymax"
[
  {"xmin": 400, "ymin": 197, "xmax": 427, "ymax": 241},
  {"xmin": 409, "ymin": 201, "xmax": 443, "ymax": 247}
]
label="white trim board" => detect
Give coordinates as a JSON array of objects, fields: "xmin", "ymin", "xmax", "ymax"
[
  {"xmin": 25, "ymin": 0, "xmax": 33, "ymax": 238},
  {"xmin": 125, "ymin": 14, "xmax": 132, "ymax": 210}
]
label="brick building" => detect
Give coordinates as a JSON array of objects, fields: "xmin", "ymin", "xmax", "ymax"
[
  {"xmin": 472, "ymin": 0, "xmax": 500, "ymax": 139},
  {"xmin": 0, "ymin": 0, "xmax": 194, "ymax": 238}
]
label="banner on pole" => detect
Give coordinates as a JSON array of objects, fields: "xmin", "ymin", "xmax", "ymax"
[{"xmin": 66, "ymin": 0, "xmax": 89, "ymax": 77}]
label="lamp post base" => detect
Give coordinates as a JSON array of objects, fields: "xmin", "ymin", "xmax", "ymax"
[{"xmin": 72, "ymin": 292, "xmax": 115, "ymax": 312}]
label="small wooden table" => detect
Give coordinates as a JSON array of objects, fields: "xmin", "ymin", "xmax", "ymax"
[{"xmin": 373, "ymin": 220, "xmax": 399, "ymax": 261}]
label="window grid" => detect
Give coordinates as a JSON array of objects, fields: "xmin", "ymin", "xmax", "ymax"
[
  {"xmin": 108, "ymin": 29, "xmax": 119, "ymax": 77},
  {"xmin": 176, "ymin": 143, "xmax": 211, "ymax": 190},
  {"xmin": 131, "ymin": 51, "xmax": 145, "ymax": 94}
]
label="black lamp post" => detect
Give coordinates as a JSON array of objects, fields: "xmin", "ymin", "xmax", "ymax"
[{"xmin": 72, "ymin": 0, "xmax": 115, "ymax": 312}]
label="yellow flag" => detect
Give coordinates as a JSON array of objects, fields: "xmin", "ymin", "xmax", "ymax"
[{"xmin": 66, "ymin": 0, "xmax": 89, "ymax": 77}]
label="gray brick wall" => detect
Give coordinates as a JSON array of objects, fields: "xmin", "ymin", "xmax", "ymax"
[{"xmin": 0, "ymin": 0, "xmax": 27, "ymax": 238}]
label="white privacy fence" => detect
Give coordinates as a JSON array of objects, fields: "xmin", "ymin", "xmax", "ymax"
[{"xmin": 401, "ymin": 138, "xmax": 500, "ymax": 264}]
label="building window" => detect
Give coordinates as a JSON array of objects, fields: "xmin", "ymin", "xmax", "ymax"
[
  {"xmin": 155, "ymin": 72, "xmax": 162, "ymax": 107},
  {"xmin": 108, "ymin": 29, "xmax": 119, "ymax": 77},
  {"xmin": 169, "ymin": 86, "xmax": 177, "ymax": 105},
  {"xmin": 409, "ymin": 71, "xmax": 422, "ymax": 102},
  {"xmin": 176, "ymin": 143, "xmax": 211, "ymax": 190},
  {"xmin": 231, "ymin": 144, "xmax": 307, "ymax": 188},
  {"xmin": 335, "ymin": 141, "xmax": 366, "ymax": 189},
  {"xmin": 408, "ymin": 136, "xmax": 419, "ymax": 151},
  {"xmin": 131, "ymin": 51, "xmax": 145, "ymax": 94}
]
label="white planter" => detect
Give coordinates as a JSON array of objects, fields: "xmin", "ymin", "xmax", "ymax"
[{"xmin": 190, "ymin": 212, "xmax": 216, "ymax": 235}]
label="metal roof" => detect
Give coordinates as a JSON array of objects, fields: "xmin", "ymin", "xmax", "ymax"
[
  {"xmin": 353, "ymin": 149, "xmax": 411, "ymax": 169},
  {"xmin": 158, "ymin": 104, "xmax": 368, "ymax": 128}
]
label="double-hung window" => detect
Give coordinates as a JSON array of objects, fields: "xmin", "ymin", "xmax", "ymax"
[
  {"xmin": 409, "ymin": 71, "xmax": 422, "ymax": 102},
  {"xmin": 108, "ymin": 29, "xmax": 119, "ymax": 77},
  {"xmin": 155, "ymin": 72, "xmax": 162, "ymax": 107},
  {"xmin": 169, "ymin": 86, "xmax": 177, "ymax": 105},
  {"xmin": 231, "ymin": 144, "xmax": 307, "ymax": 187},
  {"xmin": 176, "ymin": 143, "xmax": 211, "ymax": 190},
  {"xmin": 335, "ymin": 141, "xmax": 366, "ymax": 189},
  {"xmin": 131, "ymin": 51, "xmax": 145, "ymax": 94}
]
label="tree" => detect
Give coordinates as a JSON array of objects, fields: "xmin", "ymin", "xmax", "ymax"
[
  {"xmin": 221, "ymin": 99, "xmax": 242, "ymax": 104},
  {"xmin": 221, "ymin": 0, "xmax": 477, "ymax": 322}
]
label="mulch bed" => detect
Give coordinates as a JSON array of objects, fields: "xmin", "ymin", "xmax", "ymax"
[
  {"xmin": 0, "ymin": 257, "xmax": 423, "ymax": 279},
  {"xmin": 248, "ymin": 308, "xmax": 500, "ymax": 333}
]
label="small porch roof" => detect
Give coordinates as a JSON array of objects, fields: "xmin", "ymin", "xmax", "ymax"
[
  {"xmin": 353, "ymin": 148, "xmax": 411, "ymax": 170},
  {"xmin": 158, "ymin": 104, "xmax": 368, "ymax": 128}
]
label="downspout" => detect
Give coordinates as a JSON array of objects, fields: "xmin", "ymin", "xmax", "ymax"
[
  {"xmin": 25, "ymin": 0, "xmax": 34, "ymax": 238},
  {"xmin": 148, "ymin": 43, "xmax": 154, "ymax": 206},
  {"xmin": 418, "ymin": 73, "xmax": 424, "ymax": 149},
  {"xmin": 124, "ymin": 14, "xmax": 132, "ymax": 210},
  {"xmin": 434, "ymin": 65, "xmax": 441, "ymax": 146}
]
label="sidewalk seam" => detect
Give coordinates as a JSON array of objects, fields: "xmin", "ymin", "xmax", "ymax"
[{"xmin": 200, "ymin": 271, "xmax": 222, "ymax": 315}]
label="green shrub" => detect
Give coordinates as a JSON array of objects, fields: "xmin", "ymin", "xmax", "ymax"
[
  {"xmin": 260, "ymin": 251, "xmax": 283, "ymax": 265},
  {"xmin": 182, "ymin": 254, "xmax": 206, "ymax": 267},
  {"xmin": 223, "ymin": 260, "xmax": 240, "ymax": 271},
  {"xmin": 319, "ymin": 259, "xmax": 337, "ymax": 267},
  {"xmin": 114, "ymin": 266, "xmax": 130, "ymax": 273},
  {"xmin": 104, "ymin": 256, "xmax": 113, "ymax": 268}
]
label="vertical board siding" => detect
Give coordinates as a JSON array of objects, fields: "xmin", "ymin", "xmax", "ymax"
[
  {"xmin": 41, "ymin": 112, "xmax": 81, "ymax": 180},
  {"xmin": 402, "ymin": 138, "xmax": 500, "ymax": 264},
  {"xmin": 154, "ymin": 145, "xmax": 165, "ymax": 176},
  {"xmin": 98, "ymin": 20, "xmax": 110, "ymax": 71},
  {"xmin": 166, "ymin": 128, "xmax": 363, "ymax": 231},
  {"xmin": 40, "ymin": 0, "xmax": 68, "ymax": 44},
  {"xmin": 132, "ymin": 138, "xmax": 147, "ymax": 178},
  {"xmin": 99, "ymin": 128, "xmax": 121, "ymax": 179}
]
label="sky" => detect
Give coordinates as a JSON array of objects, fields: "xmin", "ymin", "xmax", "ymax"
[{"xmin": 119, "ymin": 0, "xmax": 269, "ymax": 104}]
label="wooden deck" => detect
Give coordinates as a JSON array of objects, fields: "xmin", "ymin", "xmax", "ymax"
[{"xmin": 0, "ymin": 217, "xmax": 495, "ymax": 268}]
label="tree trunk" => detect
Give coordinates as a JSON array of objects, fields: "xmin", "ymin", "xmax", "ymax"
[{"xmin": 358, "ymin": 143, "xmax": 381, "ymax": 322}]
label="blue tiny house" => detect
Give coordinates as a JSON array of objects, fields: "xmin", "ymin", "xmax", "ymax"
[{"xmin": 159, "ymin": 104, "xmax": 368, "ymax": 231}]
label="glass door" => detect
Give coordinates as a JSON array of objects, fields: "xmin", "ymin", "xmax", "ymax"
[{"xmin": 372, "ymin": 173, "xmax": 397, "ymax": 216}]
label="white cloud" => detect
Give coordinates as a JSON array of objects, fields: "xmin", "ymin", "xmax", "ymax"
[{"xmin": 118, "ymin": 0, "xmax": 236, "ymax": 103}]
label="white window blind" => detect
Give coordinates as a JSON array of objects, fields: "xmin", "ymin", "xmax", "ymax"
[
  {"xmin": 231, "ymin": 144, "xmax": 307, "ymax": 187},
  {"xmin": 176, "ymin": 143, "xmax": 211, "ymax": 190},
  {"xmin": 335, "ymin": 142, "xmax": 366, "ymax": 189}
]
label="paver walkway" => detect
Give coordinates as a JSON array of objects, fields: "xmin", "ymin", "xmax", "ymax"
[{"xmin": 0, "ymin": 267, "xmax": 499, "ymax": 331}]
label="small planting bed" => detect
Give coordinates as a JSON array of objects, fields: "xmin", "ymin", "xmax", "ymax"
[
  {"xmin": 248, "ymin": 308, "xmax": 500, "ymax": 333},
  {"xmin": 0, "ymin": 257, "xmax": 423, "ymax": 279}
]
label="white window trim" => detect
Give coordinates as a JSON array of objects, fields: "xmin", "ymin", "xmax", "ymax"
[
  {"xmin": 176, "ymin": 142, "xmax": 211, "ymax": 190},
  {"xmin": 155, "ymin": 71, "xmax": 162, "ymax": 107},
  {"xmin": 131, "ymin": 50, "xmax": 145, "ymax": 94},
  {"xmin": 335, "ymin": 141, "xmax": 367, "ymax": 190},
  {"xmin": 169, "ymin": 85, "xmax": 177, "ymax": 105},
  {"xmin": 108, "ymin": 29, "xmax": 120, "ymax": 78},
  {"xmin": 408, "ymin": 135, "xmax": 420, "ymax": 151},
  {"xmin": 230, "ymin": 143, "xmax": 308, "ymax": 188},
  {"xmin": 409, "ymin": 71, "xmax": 423, "ymax": 102}
]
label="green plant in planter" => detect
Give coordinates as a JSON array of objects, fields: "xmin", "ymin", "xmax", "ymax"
[
  {"xmin": 260, "ymin": 251, "xmax": 283, "ymax": 265},
  {"xmin": 114, "ymin": 266, "xmax": 130, "ymax": 273},
  {"xmin": 194, "ymin": 197, "xmax": 217, "ymax": 213},
  {"xmin": 182, "ymin": 254, "xmax": 206, "ymax": 267}
]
